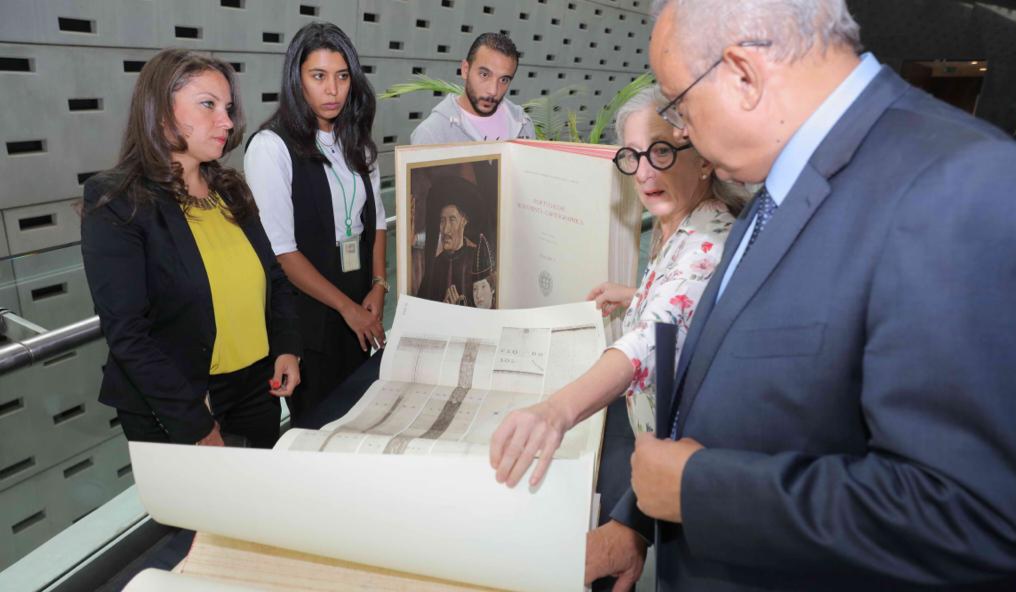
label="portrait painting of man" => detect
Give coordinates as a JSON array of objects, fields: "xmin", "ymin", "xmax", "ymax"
[{"xmin": 408, "ymin": 158, "xmax": 499, "ymax": 308}]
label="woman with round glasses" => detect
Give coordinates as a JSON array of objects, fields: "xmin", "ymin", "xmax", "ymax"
[{"xmin": 490, "ymin": 85, "xmax": 744, "ymax": 488}]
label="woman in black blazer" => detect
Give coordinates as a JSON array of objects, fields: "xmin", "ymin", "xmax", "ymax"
[{"xmin": 81, "ymin": 49, "xmax": 302, "ymax": 448}]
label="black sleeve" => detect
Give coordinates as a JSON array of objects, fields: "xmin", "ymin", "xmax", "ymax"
[
  {"xmin": 80, "ymin": 181, "xmax": 214, "ymax": 443},
  {"xmin": 609, "ymin": 487, "xmax": 655, "ymax": 543}
]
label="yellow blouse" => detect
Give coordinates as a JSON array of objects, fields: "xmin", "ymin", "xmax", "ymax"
[{"xmin": 184, "ymin": 195, "xmax": 269, "ymax": 374}]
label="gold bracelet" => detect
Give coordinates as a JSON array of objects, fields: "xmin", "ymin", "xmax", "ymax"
[{"xmin": 371, "ymin": 276, "xmax": 390, "ymax": 293}]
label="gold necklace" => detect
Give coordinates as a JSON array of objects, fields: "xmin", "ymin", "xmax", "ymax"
[{"xmin": 180, "ymin": 191, "xmax": 221, "ymax": 210}]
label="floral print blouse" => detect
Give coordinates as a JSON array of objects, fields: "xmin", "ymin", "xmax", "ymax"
[{"xmin": 609, "ymin": 198, "xmax": 735, "ymax": 435}]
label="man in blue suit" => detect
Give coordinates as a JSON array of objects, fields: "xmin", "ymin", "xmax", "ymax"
[{"xmin": 582, "ymin": 0, "xmax": 1016, "ymax": 589}]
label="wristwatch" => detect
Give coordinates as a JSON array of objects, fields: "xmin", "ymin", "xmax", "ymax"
[{"xmin": 371, "ymin": 275, "xmax": 390, "ymax": 293}]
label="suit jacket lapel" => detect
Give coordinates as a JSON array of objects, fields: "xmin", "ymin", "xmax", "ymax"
[
  {"xmin": 676, "ymin": 199, "xmax": 758, "ymax": 382},
  {"xmin": 671, "ymin": 66, "xmax": 911, "ymax": 437},
  {"xmin": 159, "ymin": 199, "xmax": 215, "ymax": 330},
  {"xmin": 239, "ymin": 217, "xmax": 273, "ymax": 275},
  {"xmin": 675, "ymin": 168, "xmax": 831, "ymax": 434},
  {"xmin": 657, "ymin": 198, "xmax": 759, "ymax": 435},
  {"xmin": 239, "ymin": 216, "xmax": 275, "ymax": 324}
]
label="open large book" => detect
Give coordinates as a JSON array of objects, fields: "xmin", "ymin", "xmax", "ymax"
[
  {"xmin": 395, "ymin": 140, "xmax": 641, "ymax": 339},
  {"xmin": 125, "ymin": 297, "xmax": 607, "ymax": 592}
]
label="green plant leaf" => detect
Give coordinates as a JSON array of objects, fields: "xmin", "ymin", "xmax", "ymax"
[
  {"xmin": 377, "ymin": 75, "xmax": 463, "ymax": 100},
  {"xmin": 522, "ymin": 84, "xmax": 586, "ymax": 141},
  {"xmin": 567, "ymin": 112, "xmax": 580, "ymax": 143},
  {"xmin": 588, "ymin": 72, "xmax": 655, "ymax": 145}
]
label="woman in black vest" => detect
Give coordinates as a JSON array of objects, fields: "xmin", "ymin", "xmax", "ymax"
[{"xmin": 245, "ymin": 23, "xmax": 386, "ymax": 426}]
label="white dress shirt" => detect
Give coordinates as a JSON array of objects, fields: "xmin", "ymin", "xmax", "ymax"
[{"xmin": 244, "ymin": 129, "xmax": 385, "ymax": 256}]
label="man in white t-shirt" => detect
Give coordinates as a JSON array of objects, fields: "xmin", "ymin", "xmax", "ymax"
[{"xmin": 410, "ymin": 33, "xmax": 535, "ymax": 145}]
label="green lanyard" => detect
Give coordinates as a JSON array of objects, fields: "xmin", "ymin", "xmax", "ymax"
[{"xmin": 316, "ymin": 140, "xmax": 357, "ymax": 238}]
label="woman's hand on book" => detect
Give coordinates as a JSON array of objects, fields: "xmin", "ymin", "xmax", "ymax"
[
  {"xmin": 490, "ymin": 399, "xmax": 572, "ymax": 488},
  {"xmin": 587, "ymin": 282, "xmax": 637, "ymax": 317}
]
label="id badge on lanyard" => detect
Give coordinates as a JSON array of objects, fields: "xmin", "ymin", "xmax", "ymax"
[
  {"xmin": 317, "ymin": 139, "xmax": 363, "ymax": 273},
  {"xmin": 340, "ymin": 235, "xmax": 361, "ymax": 272}
]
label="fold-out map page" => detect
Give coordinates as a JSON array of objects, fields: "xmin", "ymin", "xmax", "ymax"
[{"xmin": 277, "ymin": 296, "xmax": 606, "ymax": 459}]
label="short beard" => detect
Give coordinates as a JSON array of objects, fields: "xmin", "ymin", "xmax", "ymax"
[{"xmin": 465, "ymin": 84, "xmax": 501, "ymax": 117}]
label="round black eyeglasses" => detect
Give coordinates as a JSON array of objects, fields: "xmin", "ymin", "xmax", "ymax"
[{"xmin": 613, "ymin": 141, "xmax": 691, "ymax": 175}]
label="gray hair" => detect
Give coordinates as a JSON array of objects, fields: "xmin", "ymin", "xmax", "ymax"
[
  {"xmin": 613, "ymin": 84, "xmax": 749, "ymax": 217},
  {"xmin": 652, "ymin": 0, "xmax": 862, "ymax": 76},
  {"xmin": 614, "ymin": 85, "xmax": 668, "ymax": 146}
]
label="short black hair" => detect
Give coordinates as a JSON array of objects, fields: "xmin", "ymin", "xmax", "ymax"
[{"xmin": 466, "ymin": 32, "xmax": 520, "ymax": 63}]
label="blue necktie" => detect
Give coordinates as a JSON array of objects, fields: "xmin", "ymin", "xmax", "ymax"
[
  {"xmin": 744, "ymin": 186, "xmax": 778, "ymax": 255},
  {"xmin": 668, "ymin": 187, "xmax": 777, "ymax": 439}
]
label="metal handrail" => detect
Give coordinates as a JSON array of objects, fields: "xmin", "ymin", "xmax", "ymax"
[{"xmin": 0, "ymin": 315, "xmax": 102, "ymax": 375}]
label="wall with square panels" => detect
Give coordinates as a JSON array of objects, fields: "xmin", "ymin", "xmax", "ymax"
[
  {"xmin": 0, "ymin": 338, "xmax": 123, "ymax": 570},
  {"xmin": 1, "ymin": 0, "xmax": 653, "ymax": 255},
  {"xmin": 3, "ymin": 0, "xmax": 1015, "ymax": 260},
  {"xmin": 0, "ymin": 433, "xmax": 131, "ymax": 571}
]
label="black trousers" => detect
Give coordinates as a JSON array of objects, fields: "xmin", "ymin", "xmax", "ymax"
[
  {"xmin": 117, "ymin": 356, "xmax": 280, "ymax": 449},
  {"xmin": 288, "ymin": 251, "xmax": 371, "ymax": 428}
]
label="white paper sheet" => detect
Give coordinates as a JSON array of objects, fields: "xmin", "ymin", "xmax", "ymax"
[
  {"xmin": 499, "ymin": 143, "xmax": 615, "ymax": 308},
  {"xmin": 129, "ymin": 298, "xmax": 608, "ymax": 592},
  {"xmin": 130, "ymin": 445, "xmax": 593, "ymax": 592}
]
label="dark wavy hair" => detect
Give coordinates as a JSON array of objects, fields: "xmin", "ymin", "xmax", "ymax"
[
  {"xmin": 90, "ymin": 48, "xmax": 255, "ymax": 222},
  {"xmin": 259, "ymin": 22, "xmax": 377, "ymax": 175}
]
